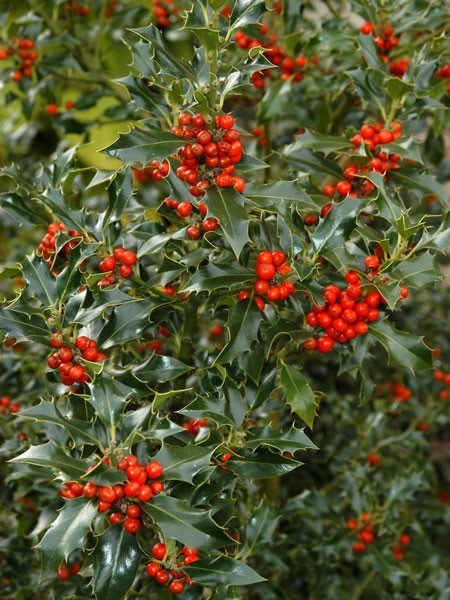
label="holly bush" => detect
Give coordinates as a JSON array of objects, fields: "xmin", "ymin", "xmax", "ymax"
[{"xmin": 0, "ymin": 0, "xmax": 449, "ymax": 598}]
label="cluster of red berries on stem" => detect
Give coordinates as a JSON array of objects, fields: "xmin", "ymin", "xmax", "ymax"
[
  {"xmin": 0, "ymin": 38, "xmax": 38, "ymax": 82},
  {"xmin": 303, "ymin": 269, "xmax": 383, "ymax": 353},
  {"xmin": 62, "ymin": 2, "xmax": 90, "ymax": 17},
  {"xmin": 347, "ymin": 512, "xmax": 376, "ymax": 553},
  {"xmin": 164, "ymin": 198, "xmax": 219, "ymax": 240},
  {"xmin": 98, "ymin": 247, "xmax": 137, "ymax": 286},
  {"xmin": 393, "ymin": 534, "xmax": 411, "ymax": 561},
  {"xmin": 58, "ymin": 561, "xmax": 81, "ymax": 581},
  {"xmin": 146, "ymin": 543, "xmax": 198, "ymax": 594},
  {"xmin": 152, "ymin": 0, "xmax": 178, "ymax": 28},
  {"xmin": 47, "ymin": 334, "xmax": 106, "ymax": 386},
  {"xmin": 46, "ymin": 100, "xmax": 76, "ymax": 116},
  {"xmin": 235, "ymin": 25, "xmax": 308, "ymax": 89},
  {"xmin": 0, "ymin": 396, "xmax": 20, "ymax": 415},
  {"xmin": 171, "ymin": 112, "xmax": 245, "ymax": 196},
  {"xmin": 183, "ymin": 418, "xmax": 207, "ymax": 435},
  {"xmin": 432, "ymin": 368, "xmax": 450, "ymax": 401},
  {"xmin": 238, "ymin": 250, "xmax": 295, "ymax": 311},
  {"xmin": 38, "ymin": 222, "xmax": 81, "ymax": 264},
  {"xmin": 360, "ymin": 21, "xmax": 409, "ymax": 77},
  {"xmin": 390, "ymin": 381, "xmax": 412, "ymax": 403},
  {"xmin": 61, "ymin": 456, "xmax": 164, "ymax": 534},
  {"xmin": 132, "ymin": 160, "xmax": 170, "ymax": 184},
  {"xmin": 435, "ymin": 63, "xmax": 450, "ymax": 92}
]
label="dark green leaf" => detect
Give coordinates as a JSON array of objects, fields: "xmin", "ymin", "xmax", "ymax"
[
  {"xmin": 184, "ymin": 557, "xmax": 265, "ymax": 586},
  {"xmin": 10, "ymin": 441, "xmax": 87, "ymax": 479},
  {"xmin": 206, "ymin": 187, "xmax": 250, "ymax": 258},
  {"xmin": 133, "ymin": 354, "xmax": 192, "ymax": 384},
  {"xmin": 104, "ymin": 127, "xmax": 186, "ymax": 165},
  {"xmin": 369, "ymin": 320, "xmax": 433, "ymax": 371},
  {"xmin": 279, "ymin": 364, "xmax": 317, "ymax": 429},
  {"xmin": 217, "ymin": 300, "xmax": 262, "ymax": 364},
  {"xmin": 152, "ymin": 443, "xmax": 213, "ymax": 483},
  {"xmin": 230, "ymin": 450, "xmax": 301, "ymax": 479}
]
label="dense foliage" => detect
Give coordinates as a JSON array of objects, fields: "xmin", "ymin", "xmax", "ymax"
[{"xmin": 0, "ymin": 0, "xmax": 449, "ymax": 598}]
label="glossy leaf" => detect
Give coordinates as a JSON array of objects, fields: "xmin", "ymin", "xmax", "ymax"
[
  {"xmin": 369, "ymin": 320, "xmax": 433, "ymax": 371},
  {"xmin": 206, "ymin": 187, "xmax": 250, "ymax": 258},
  {"xmin": 10, "ymin": 441, "xmax": 87, "ymax": 479},
  {"xmin": 279, "ymin": 364, "xmax": 318, "ymax": 429},
  {"xmin": 217, "ymin": 300, "xmax": 262, "ymax": 364},
  {"xmin": 152, "ymin": 443, "xmax": 213, "ymax": 483},
  {"xmin": 184, "ymin": 556, "xmax": 265, "ymax": 586}
]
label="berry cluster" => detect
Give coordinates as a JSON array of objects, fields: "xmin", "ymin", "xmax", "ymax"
[
  {"xmin": 235, "ymin": 25, "xmax": 308, "ymax": 89},
  {"xmin": 58, "ymin": 562, "xmax": 81, "ymax": 581},
  {"xmin": 0, "ymin": 396, "xmax": 20, "ymax": 415},
  {"xmin": 45, "ymin": 100, "xmax": 76, "ymax": 116},
  {"xmin": 435, "ymin": 63, "xmax": 450, "ymax": 92},
  {"xmin": 351, "ymin": 120, "xmax": 402, "ymax": 154},
  {"xmin": 145, "ymin": 543, "xmax": 198, "ymax": 594},
  {"xmin": 132, "ymin": 160, "xmax": 170, "ymax": 184},
  {"xmin": 347, "ymin": 512, "xmax": 376, "ymax": 553},
  {"xmin": 164, "ymin": 198, "xmax": 219, "ymax": 240},
  {"xmin": 390, "ymin": 381, "xmax": 412, "ymax": 403},
  {"xmin": 0, "ymin": 38, "xmax": 38, "ymax": 82},
  {"xmin": 171, "ymin": 112, "xmax": 245, "ymax": 196},
  {"xmin": 47, "ymin": 334, "xmax": 106, "ymax": 387},
  {"xmin": 238, "ymin": 250, "xmax": 295, "ymax": 311},
  {"xmin": 367, "ymin": 451, "xmax": 380, "ymax": 467},
  {"xmin": 152, "ymin": 0, "xmax": 178, "ymax": 28},
  {"xmin": 252, "ymin": 127, "xmax": 269, "ymax": 147},
  {"xmin": 433, "ymin": 368, "xmax": 450, "ymax": 401},
  {"xmin": 38, "ymin": 222, "xmax": 82, "ymax": 264},
  {"xmin": 98, "ymin": 247, "xmax": 137, "ymax": 286},
  {"xmin": 182, "ymin": 418, "xmax": 207, "ymax": 435},
  {"xmin": 360, "ymin": 22, "xmax": 409, "ymax": 77},
  {"xmin": 303, "ymin": 269, "xmax": 382, "ymax": 353},
  {"xmin": 61, "ymin": 456, "xmax": 164, "ymax": 534},
  {"xmin": 393, "ymin": 534, "xmax": 411, "ymax": 561},
  {"xmin": 61, "ymin": 2, "xmax": 90, "ymax": 17}
]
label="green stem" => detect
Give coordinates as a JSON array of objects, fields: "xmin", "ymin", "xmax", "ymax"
[{"xmin": 322, "ymin": 0, "xmax": 340, "ymax": 18}]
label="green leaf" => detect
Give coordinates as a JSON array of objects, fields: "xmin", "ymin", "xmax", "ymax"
[
  {"xmin": 414, "ymin": 212, "xmax": 450, "ymax": 252},
  {"xmin": 244, "ymin": 180, "xmax": 317, "ymax": 211},
  {"xmin": 229, "ymin": 450, "xmax": 301, "ymax": 479},
  {"xmin": 22, "ymin": 254, "xmax": 56, "ymax": 307},
  {"xmin": 245, "ymin": 497, "xmax": 279, "ymax": 553},
  {"xmin": 184, "ymin": 557, "xmax": 265, "ymax": 586},
  {"xmin": 143, "ymin": 495, "xmax": 230, "ymax": 550},
  {"xmin": 183, "ymin": 2, "xmax": 220, "ymax": 52},
  {"xmin": 285, "ymin": 130, "xmax": 351, "ymax": 157},
  {"xmin": 91, "ymin": 526, "xmax": 141, "ymax": 600},
  {"xmin": 152, "ymin": 443, "xmax": 213, "ymax": 484},
  {"xmin": 80, "ymin": 461, "xmax": 126, "ymax": 486},
  {"xmin": 217, "ymin": 300, "xmax": 262, "ymax": 365},
  {"xmin": 245, "ymin": 424, "xmax": 317, "ymax": 452},
  {"xmin": 312, "ymin": 197, "xmax": 368, "ymax": 256},
  {"xmin": 37, "ymin": 499, "xmax": 97, "ymax": 576},
  {"xmin": 97, "ymin": 298, "xmax": 162, "ymax": 349},
  {"xmin": 10, "ymin": 441, "xmax": 87, "ymax": 480},
  {"xmin": 230, "ymin": 0, "xmax": 267, "ymax": 30},
  {"xmin": 133, "ymin": 354, "xmax": 192, "ymax": 384},
  {"xmin": 41, "ymin": 186, "xmax": 86, "ymax": 234},
  {"xmin": 358, "ymin": 33, "xmax": 383, "ymax": 69},
  {"xmin": 386, "ymin": 77, "xmax": 415, "ymax": 100},
  {"xmin": 88, "ymin": 375, "xmax": 130, "ymax": 429},
  {"xmin": 259, "ymin": 79, "xmax": 292, "ymax": 122},
  {"xmin": 279, "ymin": 364, "xmax": 318, "ymax": 429},
  {"xmin": 178, "ymin": 395, "xmax": 235, "ymax": 427},
  {"xmin": 102, "ymin": 170, "xmax": 134, "ymax": 230},
  {"xmin": 206, "ymin": 187, "xmax": 250, "ymax": 258},
  {"xmin": 184, "ymin": 263, "xmax": 251, "ymax": 294},
  {"xmin": 20, "ymin": 400, "xmax": 99, "ymax": 445},
  {"xmin": 369, "ymin": 320, "xmax": 433, "ymax": 372},
  {"xmin": 0, "ymin": 304, "xmax": 50, "ymax": 345},
  {"xmin": 283, "ymin": 147, "xmax": 342, "ymax": 177},
  {"xmin": 390, "ymin": 168, "xmax": 448, "ymax": 202},
  {"xmin": 103, "ymin": 127, "xmax": 186, "ymax": 165}
]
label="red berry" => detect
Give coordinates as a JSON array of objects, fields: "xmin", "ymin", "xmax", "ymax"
[
  {"xmin": 152, "ymin": 543, "xmax": 167, "ymax": 559},
  {"xmin": 58, "ymin": 347, "xmax": 73, "ymax": 362},
  {"xmin": 255, "ymin": 263, "xmax": 276, "ymax": 281},
  {"xmin": 257, "ymin": 251, "xmax": 273, "ymax": 264},
  {"xmin": 271, "ymin": 250, "xmax": 286, "ymax": 267},
  {"xmin": 365, "ymin": 255, "xmax": 380, "ymax": 270},
  {"xmin": 123, "ymin": 517, "xmax": 141, "ymax": 534},
  {"xmin": 202, "ymin": 218, "xmax": 219, "ymax": 232},
  {"xmin": 317, "ymin": 336, "xmax": 334, "ymax": 353},
  {"xmin": 360, "ymin": 21, "xmax": 374, "ymax": 35},
  {"xmin": 124, "ymin": 481, "xmax": 140, "ymax": 497},
  {"xmin": 121, "ymin": 250, "xmax": 137, "ymax": 266},
  {"xmin": 233, "ymin": 176, "xmax": 245, "ymax": 193},
  {"xmin": 267, "ymin": 286, "xmax": 281, "ymax": 301},
  {"xmin": 345, "ymin": 270, "xmax": 361, "ymax": 285},
  {"xmin": 46, "ymin": 104, "xmax": 59, "ymax": 116},
  {"xmin": 82, "ymin": 347, "xmax": 99, "ymax": 361},
  {"xmin": 126, "ymin": 504, "xmax": 141, "ymax": 518},
  {"xmin": 137, "ymin": 484, "xmax": 152, "ymax": 502},
  {"xmin": 99, "ymin": 256, "xmax": 116, "ymax": 272},
  {"xmin": 58, "ymin": 563, "xmax": 70, "ymax": 580},
  {"xmin": 146, "ymin": 562, "xmax": 161, "ymax": 578},
  {"xmin": 323, "ymin": 184, "xmax": 335, "ymax": 196},
  {"xmin": 98, "ymin": 486, "xmax": 116, "ymax": 504},
  {"xmin": 155, "ymin": 569, "xmax": 169, "ymax": 585},
  {"xmin": 254, "ymin": 279, "xmax": 269, "ymax": 295},
  {"xmin": 238, "ymin": 290, "xmax": 251, "ymax": 301},
  {"xmin": 187, "ymin": 226, "xmax": 202, "ymax": 240},
  {"xmin": 119, "ymin": 265, "xmax": 133, "ymax": 278},
  {"xmin": 146, "ymin": 461, "xmax": 164, "ymax": 479},
  {"xmin": 83, "ymin": 482, "xmax": 98, "ymax": 498},
  {"xmin": 177, "ymin": 202, "xmax": 193, "ymax": 217},
  {"xmin": 216, "ymin": 173, "xmax": 233, "ymax": 187},
  {"xmin": 218, "ymin": 114, "xmax": 235, "ymax": 129},
  {"xmin": 336, "ymin": 180, "xmax": 352, "ymax": 196},
  {"xmin": 169, "ymin": 580, "xmax": 185, "ymax": 594},
  {"xmin": 75, "ymin": 336, "xmax": 89, "ymax": 350}
]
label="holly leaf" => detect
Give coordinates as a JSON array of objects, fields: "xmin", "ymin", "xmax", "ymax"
[
  {"xmin": 230, "ymin": 0, "xmax": 267, "ymax": 30},
  {"xmin": 369, "ymin": 320, "xmax": 433, "ymax": 371},
  {"xmin": 152, "ymin": 443, "xmax": 213, "ymax": 483},
  {"xmin": 217, "ymin": 300, "xmax": 262, "ymax": 365},
  {"xmin": 245, "ymin": 424, "xmax": 317, "ymax": 453},
  {"xmin": 279, "ymin": 364, "xmax": 318, "ymax": 429},
  {"xmin": 143, "ymin": 495, "xmax": 230, "ymax": 550},
  {"xmin": 285, "ymin": 130, "xmax": 351, "ymax": 157},
  {"xmin": 97, "ymin": 297, "xmax": 162, "ymax": 348},
  {"xmin": 133, "ymin": 354, "xmax": 192, "ymax": 384},
  {"xmin": 184, "ymin": 263, "xmax": 251, "ymax": 293},
  {"xmin": 229, "ymin": 450, "xmax": 301, "ymax": 479},
  {"xmin": 103, "ymin": 127, "xmax": 186, "ymax": 165},
  {"xmin": 312, "ymin": 197, "xmax": 368, "ymax": 256},
  {"xmin": 37, "ymin": 499, "xmax": 97, "ymax": 576},
  {"xmin": 22, "ymin": 254, "xmax": 56, "ymax": 307},
  {"xmin": 206, "ymin": 187, "xmax": 250, "ymax": 258},
  {"xmin": 184, "ymin": 557, "xmax": 265, "ymax": 586},
  {"xmin": 244, "ymin": 180, "xmax": 317, "ymax": 211},
  {"xmin": 0, "ymin": 304, "xmax": 50, "ymax": 345},
  {"xmin": 245, "ymin": 497, "xmax": 279, "ymax": 554},
  {"xmin": 10, "ymin": 441, "xmax": 87, "ymax": 479},
  {"xmin": 88, "ymin": 375, "xmax": 130, "ymax": 429},
  {"xmin": 91, "ymin": 526, "xmax": 141, "ymax": 600}
]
